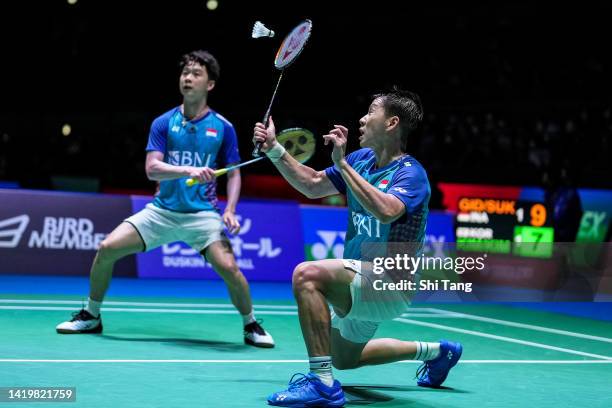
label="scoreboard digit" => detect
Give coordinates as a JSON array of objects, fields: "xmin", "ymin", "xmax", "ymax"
[{"xmin": 513, "ymin": 226, "xmax": 554, "ymax": 258}]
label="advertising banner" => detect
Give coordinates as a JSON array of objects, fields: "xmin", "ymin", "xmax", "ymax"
[
  {"xmin": 0, "ymin": 189, "xmax": 135, "ymax": 276},
  {"xmin": 301, "ymin": 205, "xmax": 349, "ymax": 261}
]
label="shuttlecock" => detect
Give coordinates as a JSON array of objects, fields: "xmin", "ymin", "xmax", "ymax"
[{"xmin": 252, "ymin": 21, "xmax": 275, "ymax": 38}]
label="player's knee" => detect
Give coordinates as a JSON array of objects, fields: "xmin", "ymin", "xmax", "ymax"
[
  {"xmin": 96, "ymin": 239, "xmax": 121, "ymax": 262},
  {"xmin": 216, "ymin": 261, "xmax": 242, "ymax": 284},
  {"xmin": 292, "ymin": 262, "xmax": 321, "ymax": 293}
]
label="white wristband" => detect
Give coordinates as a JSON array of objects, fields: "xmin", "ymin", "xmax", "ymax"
[{"xmin": 265, "ymin": 142, "xmax": 286, "ymax": 163}]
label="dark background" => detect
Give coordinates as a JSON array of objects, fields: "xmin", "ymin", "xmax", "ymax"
[{"xmin": 0, "ymin": 0, "xmax": 610, "ymax": 203}]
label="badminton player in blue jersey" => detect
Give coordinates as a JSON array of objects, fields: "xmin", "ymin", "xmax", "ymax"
[
  {"xmin": 254, "ymin": 88, "xmax": 461, "ymax": 406},
  {"xmin": 56, "ymin": 50, "xmax": 274, "ymax": 348}
]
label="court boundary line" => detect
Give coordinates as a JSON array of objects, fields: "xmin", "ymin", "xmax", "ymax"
[
  {"xmin": 0, "ymin": 306, "xmax": 297, "ymax": 315},
  {"xmin": 0, "ymin": 299, "xmax": 298, "ymax": 310},
  {"xmin": 394, "ymin": 317, "xmax": 612, "ymax": 360},
  {"xmin": 1, "ymin": 359, "xmax": 610, "ymax": 364},
  {"xmin": 421, "ymin": 307, "xmax": 612, "ymax": 343}
]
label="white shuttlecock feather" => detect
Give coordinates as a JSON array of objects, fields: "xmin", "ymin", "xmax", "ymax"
[{"xmin": 252, "ymin": 21, "xmax": 275, "ymax": 38}]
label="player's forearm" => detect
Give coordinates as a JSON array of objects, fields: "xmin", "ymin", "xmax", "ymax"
[
  {"xmin": 224, "ymin": 170, "xmax": 241, "ymax": 213},
  {"xmin": 146, "ymin": 160, "xmax": 189, "ymax": 181},
  {"xmin": 273, "ymin": 153, "xmax": 326, "ymax": 199},
  {"xmin": 338, "ymin": 160, "xmax": 401, "ymax": 223}
]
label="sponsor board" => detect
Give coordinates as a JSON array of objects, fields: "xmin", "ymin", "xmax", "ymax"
[{"xmin": 0, "ymin": 189, "xmax": 135, "ymax": 276}]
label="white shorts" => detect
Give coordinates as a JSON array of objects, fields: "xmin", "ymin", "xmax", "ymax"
[
  {"xmin": 331, "ymin": 259, "xmax": 412, "ymax": 343},
  {"xmin": 124, "ymin": 203, "xmax": 228, "ymax": 253}
]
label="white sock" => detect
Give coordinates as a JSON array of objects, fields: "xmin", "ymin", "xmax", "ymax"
[
  {"xmin": 414, "ymin": 341, "xmax": 441, "ymax": 361},
  {"xmin": 86, "ymin": 298, "xmax": 102, "ymax": 318},
  {"xmin": 309, "ymin": 356, "xmax": 334, "ymax": 387},
  {"xmin": 242, "ymin": 310, "xmax": 256, "ymax": 326}
]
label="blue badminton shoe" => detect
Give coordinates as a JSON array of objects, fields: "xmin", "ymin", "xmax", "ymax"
[
  {"xmin": 267, "ymin": 373, "xmax": 345, "ymax": 407},
  {"xmin": 416, "ymin": 340, "xmax": 462, "ymax": 388}
]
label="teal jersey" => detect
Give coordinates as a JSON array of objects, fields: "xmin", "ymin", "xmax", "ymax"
[
  {"xmin": 146, "ymin": 107, "xmax": 240, "ymax": 213},
  {"xmin": 325, "ymin": 148, "xmax": 430, "ymax": 260}
]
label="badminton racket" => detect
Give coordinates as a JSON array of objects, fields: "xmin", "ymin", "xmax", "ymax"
[{"xmin": 252, "ymin": 19, "xmax": 312, "ymax": 157}]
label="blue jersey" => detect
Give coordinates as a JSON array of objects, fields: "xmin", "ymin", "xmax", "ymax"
[
  {"xmin": 325, "ymin": 148, "xmax": 430, "ymax": 260},
  {"xmin": 146, "ymin": 107, "xmax": 240, "ymax": 213}
]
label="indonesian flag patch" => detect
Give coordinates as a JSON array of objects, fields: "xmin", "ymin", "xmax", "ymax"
[
  {"xmin": 206, "ymin": 128, "xmax": 218, "ymax": 137},
  {"xmin": 378, "ymin": 179, "xmax": 389, "ymax": 189}
]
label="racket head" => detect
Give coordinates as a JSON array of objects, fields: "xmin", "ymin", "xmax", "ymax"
[
  {"xmin": 274, "ymin": 20, "xmax": 312, "ymax": 70},
  {"xmin": 276, "ymin": 127, "xmax": 316, "ymax": 164}
]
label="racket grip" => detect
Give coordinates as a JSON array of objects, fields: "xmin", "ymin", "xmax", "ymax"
[
  {"xmin": 252, "ymin": 142, "xmax": 264, "ymax": 158},
  {"xmin": 186, "ymin": 168, "xmax": 228, "ymax": 186},
  {"xmin": 214, "ymin": 168, "xmax": 229, "ymax": 177}
]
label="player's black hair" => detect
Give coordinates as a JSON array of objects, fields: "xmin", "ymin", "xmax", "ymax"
[
  {"xmin": 179, "ymin": 50, "xmax": 220, "ymax": 82},
  {"xmin": 373, "ymin": 86, "xmax": 424, "ymax": 151}
]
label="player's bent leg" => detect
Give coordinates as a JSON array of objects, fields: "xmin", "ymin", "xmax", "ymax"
[
  {"xmin": 323, "ymin": 260, "xmax": 462, "ymax": 388},
  {"xmin": 205, "ymin": 240, "xmax": 253, "ymax": 315},
  {"xmin": 56, "ymin": 222, "xmax": 144, "ymax": 334},
  {"xmin": 205, "ymin": 240, "xmax": 274, "ymax": 348},
  {"xmin": 267, "ymin": 261, "xmax": 354, "ymax": 407},
  {"xmin": 358, "ymin": 338, "xmax": 418, "ymax": 366},
  {"xmin": 291, "ymin": 260, "xmax": 354, "ymax": 356},
  {"xmin": 90, "ymin": 222, "xmax": 145, "ymax": 300}
]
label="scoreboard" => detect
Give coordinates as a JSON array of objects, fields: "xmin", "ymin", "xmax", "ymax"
[{"xmin": 455, "ymin": 197, "xmax": 555, "ymax": 258}]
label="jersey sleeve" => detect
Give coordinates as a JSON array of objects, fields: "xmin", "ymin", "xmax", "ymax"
[
  {"xmin": 218, "ymin": 122, "xmax": 241, "ymax": 168},
  {"xmin": 387, "ymin": 163, "xmax": 430, "ymax": 214},
  {"xmin": 324, "ymin": 148, "xmax": 372, "ymax": 195},
  {"xmin": 145, "ymin": 115, "xmax": 169, "ymax": 153}
]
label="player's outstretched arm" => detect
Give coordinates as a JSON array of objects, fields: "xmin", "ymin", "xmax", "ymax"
[
  {"xmin": 145, "ymin": 151, "xmax": 215, "ymax": 183},
  {"xmin": 253, "ymin": 117, "xmax": 338, "ymax": 199}
]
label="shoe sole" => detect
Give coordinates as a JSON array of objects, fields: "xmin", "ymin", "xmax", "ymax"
[
  {"xmin": 56, "ymin": 323, "xmax": 103, "ymax": 334},
  {"xmin": 268, "ymin": 397, "xmax": 345, "ymax": 407},
  {"xmin": 245, "ymin": 338, "xmax": 275, "ymax": 348}
]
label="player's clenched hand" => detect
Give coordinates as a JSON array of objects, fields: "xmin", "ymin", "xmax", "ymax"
[
  {"xmin": 186, "ymin": 166, "xmax": 216, "ymax": 183},
  {"xmin": 253, "ymin": 116, "xmax": 278, "ymax": 153},
  {"xmin": 323, "ymin": 125, "xmax": 348, "ymax": 165},
  {"xmin": 222, "ymin": 210, "xmax": 241, "ymax": 235}
]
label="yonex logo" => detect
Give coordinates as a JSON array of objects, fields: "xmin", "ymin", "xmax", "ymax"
[
  {"xmin": 447, "ymin": 351, "xmax": 453, "ymax": 359},
  {"xmin": 310, "ymin": 230, "xmax": 345, "ymax": 260},
  {"xmin": 0, "ymin": 214, "xmax": 30, "ymax": 248},
  {"xmin": 392, "ymin": 187, "xmax": 407, "ymax": 194}
]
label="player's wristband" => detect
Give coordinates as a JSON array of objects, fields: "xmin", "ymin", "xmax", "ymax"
[{"xmin": 266, "ymin": 142, "xmax": 286, "ymax": 163}]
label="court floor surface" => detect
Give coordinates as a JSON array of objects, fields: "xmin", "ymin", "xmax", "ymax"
[{"xmin": 1, "ymin": 279, "xmax": 611, "ymax": 407}]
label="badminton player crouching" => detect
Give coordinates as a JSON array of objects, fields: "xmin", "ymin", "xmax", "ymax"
[
  {"xmin": 56, "ymin": 50, "xmax": 274, "ymax": 348},
  {"xmin": 253, "ymin": 88, "xmax": 462, "ymax": 407}
]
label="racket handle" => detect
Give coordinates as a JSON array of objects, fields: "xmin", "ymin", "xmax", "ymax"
[
  {"xmin": 185, "ymin": 168, "xmax": 229, "ymax": 186},
  {"xmin": 214, "ymin": 168, "xmax": 229, "ymax": 177},
  {"xmin": 252, "ymin": 142, "xmax": 264, "ymax": 158}
]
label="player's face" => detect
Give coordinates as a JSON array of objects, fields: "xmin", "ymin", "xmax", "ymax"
[
  {"xmin": 358, "ymin": 97, "xmax": 388, "ymax": 148},
  {"xmin": 179, "ymin": 62, "xmax": 214, "ymax": 100}
]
